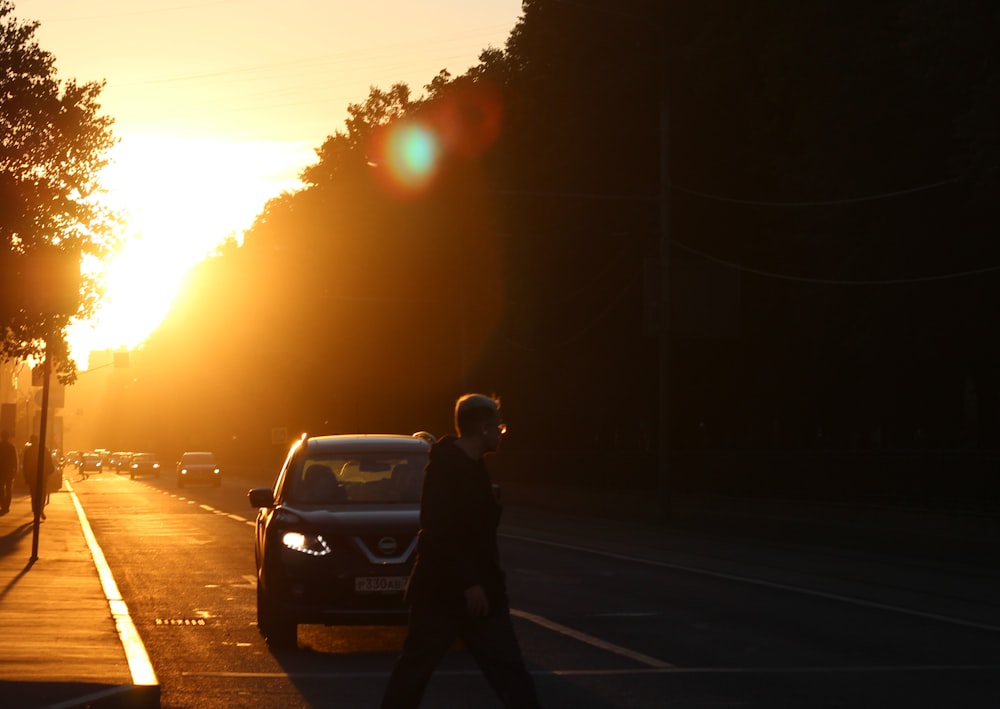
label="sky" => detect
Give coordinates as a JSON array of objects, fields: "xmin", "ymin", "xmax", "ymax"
[{"xmin": 15, "ymin": 0, "xmax": 523, "ymax": 365}]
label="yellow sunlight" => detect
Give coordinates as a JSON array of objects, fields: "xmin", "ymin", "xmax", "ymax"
[{"xmin": 66, "ymin": 135, "xmax": 310, "ymax": 367}]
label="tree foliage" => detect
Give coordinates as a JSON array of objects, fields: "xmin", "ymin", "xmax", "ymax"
[
  {"xmin": 111, "ymin": 1, "xmax": 1000, "ymax": 504},
  {"xmin": 0, "ymin": 0, "xmax": 118, "ymax": 375}
]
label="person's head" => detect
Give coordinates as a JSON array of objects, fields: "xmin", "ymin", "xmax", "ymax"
[{"xmin": 454, "ymin": 393, "xmax": 506, "ymax": 453}]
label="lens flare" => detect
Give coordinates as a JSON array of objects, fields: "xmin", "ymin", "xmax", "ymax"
[{"xmin": 383, "ymin": 122, "xmax": 440, "ymax": 191}]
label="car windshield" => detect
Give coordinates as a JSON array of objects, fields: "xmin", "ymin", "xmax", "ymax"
[
  {"xmin": 134, "ymin": 454, "xmax": 157, "ymax": 462},
  {"xmin": 286, "ymin": 453, "xmax": 425, "ymax": 505},
  {"xmin": 183, "ymin": 453, "xmax": 215, "ymax": 464}
]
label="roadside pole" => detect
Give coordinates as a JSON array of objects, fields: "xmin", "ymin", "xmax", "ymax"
[{"xmin": 30, "ymin": 338, "xmax": 52, "ymax": 562}]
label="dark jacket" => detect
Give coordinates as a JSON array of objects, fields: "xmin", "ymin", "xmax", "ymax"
[
  {"xmin": 404, "ymin": 436, "xmax": 507, "ymax": 612},
  {"xmin": 0, "ymin": 440, "xmax": 16, "ymax": 478}
]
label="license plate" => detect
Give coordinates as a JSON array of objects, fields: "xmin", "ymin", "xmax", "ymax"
[{"xmin": 354, "ymin": 576, "xmax": 407, "ymax": 593}]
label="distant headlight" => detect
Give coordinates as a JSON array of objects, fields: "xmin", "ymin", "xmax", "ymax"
[
  {"xmin": 179, "ymin": 468, "xmax": 188, "ymax": 475},
  {"xmin": 213, "ymin": 467, "xmax": 220, "ymax": 474},
  {"xmin": 153, "ymin": 463, "xmax": 160, "ymax": 469},
  {"xmin": 281, "ymin": 531, "xmax": 331, "ymax": 556}
]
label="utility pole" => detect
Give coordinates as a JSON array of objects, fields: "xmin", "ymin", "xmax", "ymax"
[
  {"xmin": 656, "ymin": 34, "xmax": 671, "ymax": 523},
  {"xmin": 30, "ymin": 336, "xmax": 52, "ymax": 561}
]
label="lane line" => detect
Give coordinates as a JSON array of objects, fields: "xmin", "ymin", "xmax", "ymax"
[
  {"xmin": 66, "ymin": 480, "xmax": 158, "ymax": 687},
  {"xmin": 502, "ymin": 533, "xmax": 1000, "ymax": 634},
  {"xmin": 510, "ymin": 608, "xmax": 673, "ymax": 668},
  {"xmin": 180, "ymin": 664, "xmax": 1000, "ymax": 679}
]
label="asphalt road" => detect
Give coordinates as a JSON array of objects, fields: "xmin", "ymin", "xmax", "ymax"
[{"xmin": 69, "ymin": 467, "xmax": 1000, "ymax": 708}]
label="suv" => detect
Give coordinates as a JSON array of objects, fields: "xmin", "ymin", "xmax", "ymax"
[
  {"xmin": 176, "ymin": 451, "xmax": 221, "ymax": 488},
  {"xmin": 248, "ymin": 433, "xmax": 430, "ymax": 647}
]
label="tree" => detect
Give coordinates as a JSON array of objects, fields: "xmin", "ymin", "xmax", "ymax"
[
  {"xmin": 301, "ymin": 83, "xmax": 413, "ymax": 186},
  {"xmin": 0, "ymin": 1, "xmax": 118, "ymax": 378}
]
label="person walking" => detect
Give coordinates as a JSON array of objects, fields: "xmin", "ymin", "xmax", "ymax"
[
  {"xmin": 0, "ymin": 430, "xmax": 17, "ymax": 515},
  {"xmin": 22, "ymin": 435, "xmax": 52, "ymax": 520},
  {"xmin": 381, "ymin": 394, "xmax": 541, "ymax": 709}
]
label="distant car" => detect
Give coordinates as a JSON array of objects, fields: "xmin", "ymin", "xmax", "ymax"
[
  {"xmin": 62, "ymin": 450, "xmax": 80, "ymax": 468},
  {"xmin": 176, "ymin": 451, "xmax": 221, "ymax": 488},
  {"xmin": 248, "ymin": 433, "xmax": 430, "ymax": 647},
  {"xmin": 113, "ymin": 452, "xmax": 133, "ymax": 475},
  {"xmin": 96, "ymin": 450, "xmax": 113, "ymax": 468},
  {"xmin": 128, "ymin": 453, "xmax": 161, "ymax": 480},
  {"xmin": 78, "ymin": 453, "xmax": 102, "ymax": 479}
]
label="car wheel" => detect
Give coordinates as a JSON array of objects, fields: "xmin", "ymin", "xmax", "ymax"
[
  {"xmin": 213, "ymin": 478, "xmax": 222, "ymax": 487},
  {"xmin": 130, "ymin": 473, "xmax": 135, "ymax": 480},
  {"xmin": 257, "ymin": 581, "xmax": 296, "ymax": 648}
]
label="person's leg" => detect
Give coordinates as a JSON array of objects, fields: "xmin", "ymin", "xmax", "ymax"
[
  {"xmin": 0, "ymin": 475, "xmax": 11, "ymax": 511},
  {"xmin": 463, "ymin": 609, "xmax": 541, "ymax": 709},
  {"xmin": 381, "ymin": 609, "xmax": 461, "ymax": 709}
]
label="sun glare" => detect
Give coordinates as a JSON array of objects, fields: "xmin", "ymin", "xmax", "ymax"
[{"xmin": 67, "ymin": 136, "xmax": 310, "ymax": 368}]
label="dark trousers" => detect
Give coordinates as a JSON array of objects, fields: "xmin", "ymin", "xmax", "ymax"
[
  {"xmin": 26, "ymin": 476, "xmax": 46, "ymax": 517},
  {"xmin": 381, "ymin": 606, "xmax": 541, "ymax": 709},
  {"xmin": 0, "ymin": 473, "xmax": 13, "ymax": 512}
]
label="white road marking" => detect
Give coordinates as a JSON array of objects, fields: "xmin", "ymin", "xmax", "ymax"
[
  {"xmin": 502, "ymin": 533, "xmax": 1000, "ymax": 634},
  {"xmin": 510, "ymin": 608, "xmax": 674, "ymax": 668},
  {"xmin": 228, "ymin": 514, "xmax": 247, "ymax": 522},
  {"xmin": 66, "ymin": 480, "xmax": 158, "ymax": 687},
  {"xmin": 180, "ymin": 664, "xmax": 1000, "ymax": 679},
  {"xmin": 200, "ymin": 504, "xmax": 215, "ymax": 512}
]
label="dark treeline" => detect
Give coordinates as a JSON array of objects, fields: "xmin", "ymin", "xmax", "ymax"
[{"xmin": 107, "ymin": 1, "xmax": 1000, "ymax": 508}]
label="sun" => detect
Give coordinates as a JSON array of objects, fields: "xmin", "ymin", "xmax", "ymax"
[{"xmin": 67, "ymin": 135, "xmax": 310, "ymax": 367}]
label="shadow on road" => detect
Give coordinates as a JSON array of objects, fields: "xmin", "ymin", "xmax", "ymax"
[{"xmin": 264, "ymin": 624, "xmax": 624, "ymax": 708}]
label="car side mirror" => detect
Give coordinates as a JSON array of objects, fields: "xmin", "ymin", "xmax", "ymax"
[{"xmin": 248, "ymin": 487, "xmax": 275, "ymax": 508}]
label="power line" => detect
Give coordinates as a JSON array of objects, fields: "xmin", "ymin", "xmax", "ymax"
[
  {"xmin": 110, "ymin": 25, "xmax": 513, "ymax": 88},
  {"xmin": 496, "ymin": 175, "xmax": 962, "ymax": 208},
  {"xmin": 672, "ymin": 176, "xmax": 962, "ymax": 207},
  {"xmin": 670, "ymin": 238, "xmax": 1000, "ymax": 286},
  {"xmin": 43, "ymin": 0, "xmax": 243, "ymax": 22}
]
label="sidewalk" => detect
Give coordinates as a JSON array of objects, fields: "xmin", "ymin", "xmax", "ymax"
[{"xmin": 0, "ymin": 478, "xmax": 159, "ymax": 709}]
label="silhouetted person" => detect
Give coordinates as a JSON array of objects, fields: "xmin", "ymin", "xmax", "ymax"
[
  {"xmin": 0, "ymin": 430, "xmax": 17, "ymax": 515},
  {"xmin": 381, "ymin": 394, "xmax": 541, "ymax": 709},
  {"xmin": 22, "ymin": 435, "xmax": 52, "ymax": 520}
]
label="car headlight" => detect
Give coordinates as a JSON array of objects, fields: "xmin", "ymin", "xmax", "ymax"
[{"xmin": 281, "ymin": 531, "xmax": 331, "ymax": 556}]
